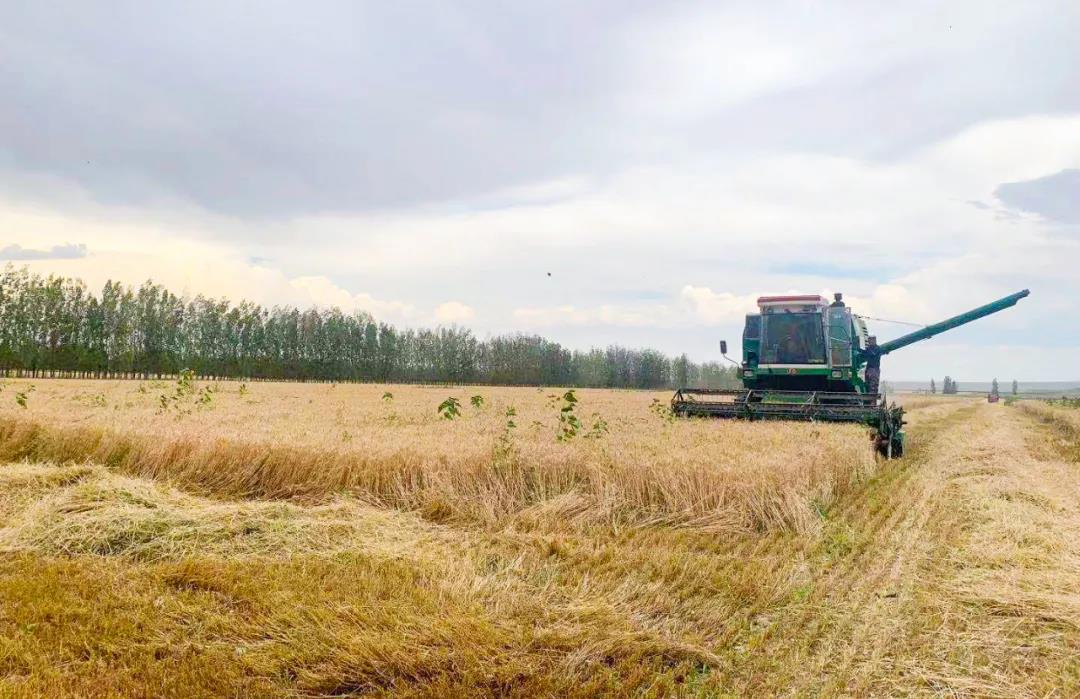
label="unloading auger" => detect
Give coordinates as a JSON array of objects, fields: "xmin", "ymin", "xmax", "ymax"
[{"xmin": 671, "ymin": 289, "xmax": 1030, "ymax": 457}]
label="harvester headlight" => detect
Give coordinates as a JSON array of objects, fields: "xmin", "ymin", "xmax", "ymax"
[
  {"xmin": 831, "ymin": 370, "xmax": 842, "ymax": 378},
  {"xmin": 743, "ymin": 370, "xmax": 754, "ymax": 377}
]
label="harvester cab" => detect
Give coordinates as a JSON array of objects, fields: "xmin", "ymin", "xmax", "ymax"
[
  {"xmin": 673, "ymin": 289, "xmax": 1030, "ymax": 458},
  {"xmin": 739, "ymin": 293, "xmax": 867, "ymax": 393}
]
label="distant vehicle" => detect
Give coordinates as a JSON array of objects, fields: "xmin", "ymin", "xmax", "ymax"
[
  {"xmin": 672, "ymin": 289, "xmax": 1030, "ymax": 458},
  {"xmin": 987, "ymin": 393, "xmax": 1000, "ymax": 403}
]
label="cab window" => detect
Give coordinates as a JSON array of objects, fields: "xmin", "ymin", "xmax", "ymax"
[
  {"xmin": 743, "ymin": 315, "xmax": 760, "ymax": 339},
  {"xmin": 828, "ymin": 307, "xmax": 852, "ymax": 366},
  {"xmin": 762, "ymin": 313, "xmax": 826, "ymax": 364}
]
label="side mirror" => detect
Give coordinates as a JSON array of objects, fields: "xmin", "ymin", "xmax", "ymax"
[{"xmin": 720, "ymin": 340, "xmax": 728, "ymax": 355}]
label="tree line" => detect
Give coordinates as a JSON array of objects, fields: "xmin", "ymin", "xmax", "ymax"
[{"xmin": 0, "ymin": 266, "xmax": 738, "ymax": 389}]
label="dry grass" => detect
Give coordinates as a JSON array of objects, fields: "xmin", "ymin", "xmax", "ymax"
[
  {"xmin": 0, "ymin": 458, "xmax": 831, "ymax": 697},
  {"xmin": 894, "ymin": 393, "xmax": 975, "ymax": 411},
  {"xmin": 1014, "ymin": 400, "xmax": 1080, "ymax": 445},
  {"xmin": 0, "ymin": 380, "xmax": 1075, "ymax": 696},
  {"xmin": 0, "ymin": 463, "xmax": 434, "ymax": 561},
  {"xmin": 879, "ymin": 403, "xmax": 1080, "ymax": 695},
  {"xmin": 0, "ymin": 379, "xmax": 876, "ymax": 533}
]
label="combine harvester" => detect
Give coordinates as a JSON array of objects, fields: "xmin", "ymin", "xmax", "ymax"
[{"xmin": 672, "ymin": 290, "xmax": 1030, "ymax": 457}]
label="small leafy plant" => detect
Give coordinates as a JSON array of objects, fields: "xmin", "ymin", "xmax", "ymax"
[
  {"xmin": 555, "ymin": 390, "xmax": 582, "ymax": 442},
  {"xmin": 470, "ymin": 394, "xmax": 485, "ymax": 409},
  {"xmin": 382, "ymin": 392, "xmax": 398, "ymax": 422},
  {"xmin": 438, "ymin": 397, "xmax": 462, "ymax": 420},
  {"xmin": 158, "ymin": 369, "xmax": 214, "ymax": 416},
  {"xmin": 197, "ymin": 384, "xmax": 215, "ymax": 406},
  {"xmin": 14, "ymin": 384, "xmax": 35, "ymax": 409},
  {"xmin": 494, "ymin": 405, "xmax": 518, "ymax": 464},
  {"xmin": 176, "ymin": 369, "xmax": 196, "ymax": 397},
  {"xmin": 585, "ymin": 413, "xmax": 609, "ymax": 439},
  {"xmin": 650, "ymin": 398, "xmax": 675, "ymax": 424}
]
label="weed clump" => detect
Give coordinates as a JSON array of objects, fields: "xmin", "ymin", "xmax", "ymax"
[
  {"xmin": 157, "ymin": 370, "xmax": 215, "ymax": 416},
  {"xmin": 15, "ymin": 384, "xmax": 35, "ymax": 409}
]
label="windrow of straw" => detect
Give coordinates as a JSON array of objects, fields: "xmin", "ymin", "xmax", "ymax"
[
  {"xmin": 0, "ymin": 462, "xmax": 434, "ymax": 562},
  {"xmin": 1014, "ymin": 400, "xmax": 1080, "ymax": 434},
  {"xmin": 0, "ymin": 414, "xmax": 875, "ymax": 534},
  {"xmin": 1014, "ymin": 400, "xmax": 1080, "ymax": 458}
]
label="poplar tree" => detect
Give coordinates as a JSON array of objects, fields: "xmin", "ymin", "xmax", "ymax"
[{"xmin": 0, "ymin": 265, "xmax": 741, "ymax": 389}]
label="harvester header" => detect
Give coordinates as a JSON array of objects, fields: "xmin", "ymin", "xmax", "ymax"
[{"xmin": 672, "ymin": 289, "xmax": 1030, "ymax": 458}]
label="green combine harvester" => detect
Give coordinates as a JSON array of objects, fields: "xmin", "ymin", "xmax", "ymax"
[{"xmin": 672, "ymin": 289, "xmax": 1030, "ymax": 458}]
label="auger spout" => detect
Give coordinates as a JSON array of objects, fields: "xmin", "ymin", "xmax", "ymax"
[{"xmin": 872, "ymin": 289, "xmax": 1030, "ymax": 356}]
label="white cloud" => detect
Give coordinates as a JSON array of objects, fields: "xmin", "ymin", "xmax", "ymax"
[
  {"xmin": 0, "ymin": 242, "xmax": 87, "ymax": 260},
  {"xmin": 289, "ymin": 276, "xmax": 419, "ymax": 321},
  {"xmin": 680, "ymin": 287, "xmax": 760, "ymax": 324},
  {"xmin": 615, "ymin": 3, "xmax": 901, "ymax": 121},
  {"xmin": 512, "ymin": 304, "xmax": 670, "ymax": 328},
  {"xmin": 489, "ymin": 175, "xmax": 595, "ymax": 205},
  {"xmin": 924, "ymin": 115, "xmax": 1080, "ymax": 192},
  {"xmin": 0, "ymin": 200, "xmax": 425, "ymax": 324},
  {"xmin": 433, "ymin": 301, "xmax": 475, "ymax": 324},
  {"xmin": 270, "ymin": 114, "xmax": 1080, "ymax": 290},
  {"xmin": 834, "ymin": 284, "xmax": 936, "ymax": 326}
]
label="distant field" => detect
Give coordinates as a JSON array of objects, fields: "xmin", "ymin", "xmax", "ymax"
[
  {"xmin": 891, "ymin": 380, "xmax": 1080, "ymax": 394},
  {"xmin": 0, "ymin": 379, "xmax": 1077, "ymax": 696}
]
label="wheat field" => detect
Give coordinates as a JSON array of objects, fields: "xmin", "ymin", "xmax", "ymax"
[
  {"xmin": 0, "ymin": 379, "xmax": 877, "ymax": 533},
  {"xmin": 0, "ymin": 380, "xmax": 1076, "ymax": 696}
]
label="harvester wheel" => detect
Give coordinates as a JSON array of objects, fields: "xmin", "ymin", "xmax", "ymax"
[
  {"xmin": 873, "ymin": 429, "xmax": 904, "ymax": 459},
  {"xmin": 872, "ymin": 403, "xmax": 906, "ymax": 459}
]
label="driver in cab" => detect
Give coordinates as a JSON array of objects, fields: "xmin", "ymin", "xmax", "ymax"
[{"xmin": 779, "ymin": 326, "xmax": 811, "ymax": 363}]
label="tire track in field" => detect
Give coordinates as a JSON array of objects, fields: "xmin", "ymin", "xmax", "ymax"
[
  {"xmin": 814, "ymin": 405, "xmax": 983, "ymax": 691},
  {"xmin": 738, "ymin": 399, "xmax": 1080, "ymax": 697},
  {"xmin": 884, "ymin": 403, "xmax": 1080, "ymax": 697},
  {"xmin": 637, "ymin": 403, "xmax": 980, "ymax": 661},
  {"xmin": 717, "ymin": 399, "xmax": 982, "ymax": 693},
  {"xmin": 810, "ymin": 404, "xmax": 980, "ymax": 686}
]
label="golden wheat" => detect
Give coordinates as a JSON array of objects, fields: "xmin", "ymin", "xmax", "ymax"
[
  {"xmin": 4, "ymin": 381, "xmax": 1070, "ymax": 697},
  {"xmin": 0, "ymin": 379, "xmax": 875, "ymax": 533}
]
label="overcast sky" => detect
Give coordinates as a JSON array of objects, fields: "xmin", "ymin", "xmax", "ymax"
[{"xmin": 2, "ymin": 1, "xmax": 1078, "ymax": 380}]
